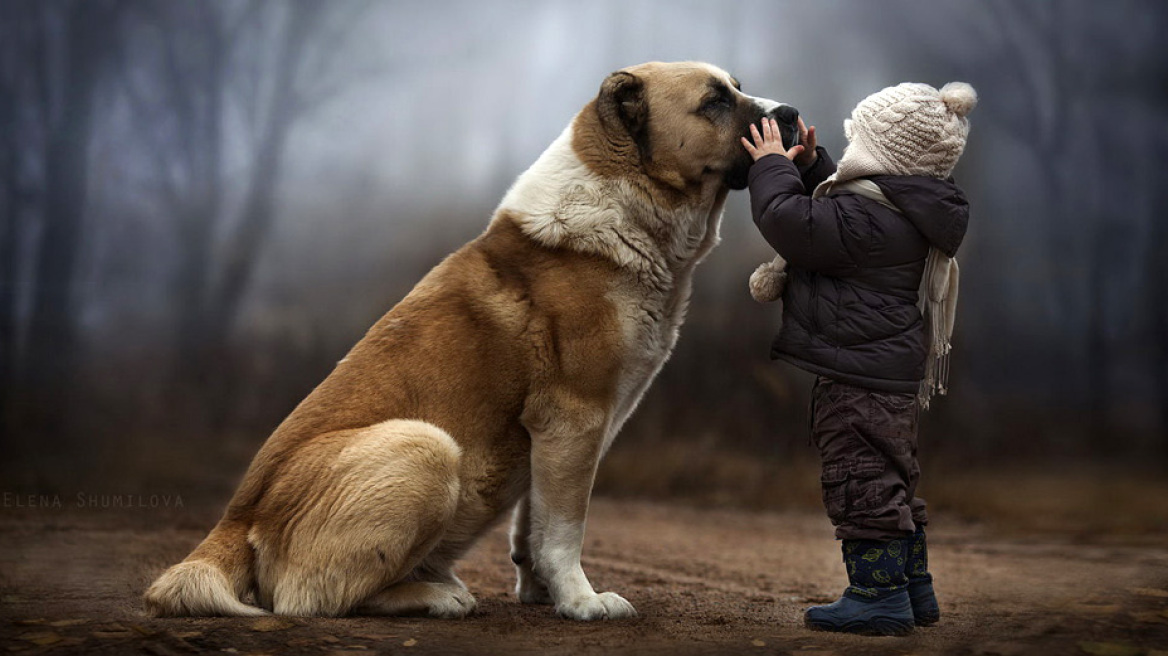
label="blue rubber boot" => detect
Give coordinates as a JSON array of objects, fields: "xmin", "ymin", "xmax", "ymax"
[
  {"xmin": 907, "ymin": 526, "xmax": 940, "ymax": 625},
  {"xmin": 804, "ymin": 538, "xmax": 915, "ymax": 636}
]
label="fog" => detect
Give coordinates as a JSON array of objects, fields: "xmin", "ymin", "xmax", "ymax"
[{"xmin": 2, "ymin": 0, "xmax": 1167, "ymax": 493}]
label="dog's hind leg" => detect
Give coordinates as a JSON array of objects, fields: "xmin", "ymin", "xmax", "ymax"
[
  {"xmin": 357, "ymin": 580, "xmax": 476, "ymax": 619},
  {"xmin": 355, "ymin": 553, "xmax": 476, "ymax": 618},
  {"xmin": 250, "ymin": 419, "xmax": 462, "ymax": 617}
]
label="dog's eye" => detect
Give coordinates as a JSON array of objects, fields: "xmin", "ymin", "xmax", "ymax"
[{"xmin": 702, "ymin": 96, "xmax": 731, "ymax": 111}]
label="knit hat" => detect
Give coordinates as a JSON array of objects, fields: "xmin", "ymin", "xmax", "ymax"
[{"xmin": 836, "ymin": 82, "xmax": 977, "ymax": 180}]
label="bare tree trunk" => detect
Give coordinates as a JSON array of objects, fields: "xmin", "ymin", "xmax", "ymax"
[
  {"xmin": 22, "ymin": 1, "xmax": 120, "ymax": 443},
  {"xmin": 1084, "ymin": 200, "xmax": 1111, "ymax": 455},
  {"xmin": 0, "ymin": 79, "xmax": 19, "ymax": 446},
  {"xmin": 203, "ymin": 1, "xmax": 319, "ymax": 428},
  {"xmin": 1149, "ymin": 149, "xmax": 1168, "ymax": 461},
  {"xmin": 0, "ymin": 6, "xmax": 25, "ymax": 443},
  {"xmin": 170, "ymin": 4, "xmax": 226, "ymax": 403}
]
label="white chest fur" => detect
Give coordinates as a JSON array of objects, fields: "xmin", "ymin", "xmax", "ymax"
[{"xmin": 497, "ymin": 121, "xmax": 724, "ymax": 454}]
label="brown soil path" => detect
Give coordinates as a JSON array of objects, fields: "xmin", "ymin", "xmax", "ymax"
[{"xmin": 2, "ymin": 499, "xmax": 1167, "ymax": 655}]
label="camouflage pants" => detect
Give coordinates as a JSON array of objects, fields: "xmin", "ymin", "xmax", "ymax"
[{"xmin": 810, "ymin": 376, "xmax": 928, "ymax": 541}]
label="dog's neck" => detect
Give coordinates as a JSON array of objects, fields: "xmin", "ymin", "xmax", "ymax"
[{"xmin": 494, "ymin": 121, "xmax": 725, "ymax": 288}]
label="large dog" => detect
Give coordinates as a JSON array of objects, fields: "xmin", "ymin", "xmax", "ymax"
[{"xmin": 145, "ymin": 61, "xmax": 798, "ymax": 621}]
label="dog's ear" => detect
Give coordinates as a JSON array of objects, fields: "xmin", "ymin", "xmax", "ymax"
[{"xmin": 598, "ymin": 71, "xmax": 648, "ymax": 147}]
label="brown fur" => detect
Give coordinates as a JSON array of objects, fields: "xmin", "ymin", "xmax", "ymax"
[{"xmin": 144, "ymin": 61, "xmax": 777, "ymax": 620}]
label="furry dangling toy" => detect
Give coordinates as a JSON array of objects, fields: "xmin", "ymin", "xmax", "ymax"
[{"xmin": 749, "ymin": 255, "xmax": 789, "ymax": 303}]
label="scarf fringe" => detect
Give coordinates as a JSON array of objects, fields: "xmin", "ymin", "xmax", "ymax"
[{"xmin": 916, "ymin": 248, "xmax": 959, "ymax": 410}]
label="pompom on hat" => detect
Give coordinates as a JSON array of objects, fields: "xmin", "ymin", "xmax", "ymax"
[{"xmin": 837, "ymin": 81, "xmax": 977, "ymax": 180}]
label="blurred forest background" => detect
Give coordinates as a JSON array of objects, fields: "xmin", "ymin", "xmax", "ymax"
[{"xmin": 1, "ymin": 0, "xmax": 1166, "ymax": 523}]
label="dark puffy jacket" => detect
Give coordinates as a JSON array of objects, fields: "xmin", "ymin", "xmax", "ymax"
[{"xmin": 747, "ymin": 148, "xmax": 970, "ymax": 393}]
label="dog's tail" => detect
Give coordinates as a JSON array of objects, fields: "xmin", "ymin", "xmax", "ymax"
[{"xmin": 144, "ymin": 519, "xmax": 268, "ymax": 617}]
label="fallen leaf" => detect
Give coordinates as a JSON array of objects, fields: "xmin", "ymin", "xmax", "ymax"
[
  {"xmin": 10, "ymin": 619, "xmax": 44, "ymax": 626},
  {"xmin": 1131, "ymin": 587, "xmax": 1168, "ymax": 598},
  {"xmin": 48, "ymin": 618, "xmax": 88, "ymax": 627},
  {"xmin": 321, "ymin": 636, "xmax": 340, "ymax": 643},
  {"xmin": 1078, "ymin": 642, "xmax": 1143, "ymax": 656},
  {"xmin": 19, "ymin": 632, "xmax": 62, "ymax": 646},
  {"xmin": 128, "ymin": 624, "xmax": 157, "ymax": 637},
  {"xmin": 92, "ymin": 631, "xmax": 134, "ymax": 639},
  {"xmin": 752, "ymin": 639, "xmax": 766, "ymax": 647},
  {"xmin": 402, "ymin": 638, "xmax": 417, "ymax": 647},
  {"xmin": 1131, "ymin": 611, "xmax": 1168, "ymax": 624},
  {"xmin": 974, "ymin": 642, "xmax": 1027, "ymax": 656},
  {"xmin": 141, "ymin": 643, "xmax": 182, "ymax": 656},
  {"xmin": 1069, "ymin": 603, "xmax": 1122, "ymax": 615},
  {"xmin": 351, "ymin": 633, "xmax": 399, "ymax": 641},
  {"xmin": 172, "ymin": 631, "xmax": 202, "ymax": 639},
  {"xmin": 248, "ymin": 617, "xmax": 297, "ymax": 632}
]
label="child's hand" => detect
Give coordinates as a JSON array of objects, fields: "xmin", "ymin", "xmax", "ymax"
[
  {"xmin": 741, "ymin": 118, "xmax": 805, "ymax": 163},
  {"xmin": 792, "ymin": 118, "xmax": 818, "ymax": 167}
]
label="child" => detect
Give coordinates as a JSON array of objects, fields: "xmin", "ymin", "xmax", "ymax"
[{"xmin": 740, "ymin": 82, "xmax": 976, "ymax": 635}]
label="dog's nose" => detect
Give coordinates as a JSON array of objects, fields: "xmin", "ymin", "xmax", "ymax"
[{"xmin": 773, "ymin": 104, "xmax": 799, "ymax": 125}]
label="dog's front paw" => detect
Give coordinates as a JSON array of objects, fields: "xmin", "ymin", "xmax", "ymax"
[{"xmin": 556, "ymin": 591, "xmax": 637, "ymax": 621}]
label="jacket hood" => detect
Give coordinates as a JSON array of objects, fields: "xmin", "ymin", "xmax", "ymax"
[{"xmin": 871, "ymin": 175, "xmax": 969, "ymax": 257}]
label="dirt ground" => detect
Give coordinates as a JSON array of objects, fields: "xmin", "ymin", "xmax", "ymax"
[{"xmin": 2, "ymin": 498, "xmax": 1167, "ymax": 656}]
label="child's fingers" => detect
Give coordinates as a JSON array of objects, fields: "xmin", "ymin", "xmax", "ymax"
[
  {"xmin": 806, "ymin": 125, "xmax": 817, "ymax": 150},
  {"xmin": 785, "ymin": 144, "xmax": 805, "ymax": 161},
  {"xmin": 749, "ymin": 122, "xmax": 762, "ymax": 144},
  {"xmin": 740, "ymin": 136, "xmax": 758, "ymax": 156}
]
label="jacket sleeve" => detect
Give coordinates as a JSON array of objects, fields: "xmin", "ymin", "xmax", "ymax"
[
  {"xmin": 747, "ymin": 154, "xmax": 860, "ymax": 275},
  {"xmin": 797, "ymin": 146, "xmax": 836, "ymax": 193}
]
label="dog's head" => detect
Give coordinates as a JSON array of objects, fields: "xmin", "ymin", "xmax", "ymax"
[{"xmin": 591, "ymin": 61, "xmax": 799, "ymax": 192}]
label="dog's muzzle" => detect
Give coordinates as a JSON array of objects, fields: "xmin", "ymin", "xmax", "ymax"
[{"xmin": 768, "ymin": 104, "xmax": 801, "ymax": 150}]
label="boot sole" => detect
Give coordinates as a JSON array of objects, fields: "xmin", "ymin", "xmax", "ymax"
[{"xmin": 804, "ymin": 615, "xmax": 915, "ymax": 637}]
